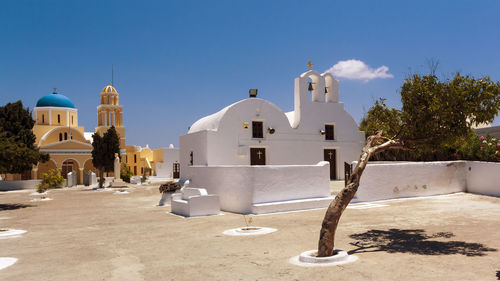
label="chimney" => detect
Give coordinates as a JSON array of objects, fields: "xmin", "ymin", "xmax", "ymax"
[{"xmin": 249, "ymin": 89, "xmax": 258, "ymax": 98}]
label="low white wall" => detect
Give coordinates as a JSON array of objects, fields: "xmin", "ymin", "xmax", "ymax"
[
  {"xmin": 356, "ymin": 161, "xmax": 467, "ymax": 202},
  {"xmin": 0, "ymin": 180, "xmax": 42, "ymax": 191},
  {"xmin": 466, "ymin": 161, "xmax": 500, "ymax": 197},
  {"xmin": 187, "ymin": 162, "xmax": 331, "ymax": 213}
]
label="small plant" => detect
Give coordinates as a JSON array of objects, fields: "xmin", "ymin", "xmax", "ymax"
[
  {"xmin": 118, "ymin": 189, "xmax": 125, "ymax": 193},
  {"xmin": 0, "ymin": 229, "xmax": 7, "ymax": 232},
  {"xmin": 141, "ymin": 168, "xmax": 151, "ymax": 184},
  {"xmin": 36, "ymin": 169, "xmax": 64, "ymax": 193},
  {"xmin": 120, "ymin": 162, "xmax": 132, "ymax": 183},
  {"xmin": 242, "ymin": 215, "xmax": 259, "ymax": 230},
  {"xmin": 159, "ymin": 182, "xmax": 181, "ymax": 193}
]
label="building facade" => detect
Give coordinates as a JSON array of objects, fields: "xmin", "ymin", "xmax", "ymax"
[
  {"xmin": 180, "ymin": 68, "xmax": 365, "ymax": 181},
  {"xmin": 32, "ymin": 90, "xmax": 95, "ymax": 184},
  {"xmin": 95, "ymin": 84, "xmax": 126, "ymax": 150}
]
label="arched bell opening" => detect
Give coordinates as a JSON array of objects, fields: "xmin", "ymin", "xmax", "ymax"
[{"xmin": 306, "ymin": 74, "xmax": 324, "ymax": 102}]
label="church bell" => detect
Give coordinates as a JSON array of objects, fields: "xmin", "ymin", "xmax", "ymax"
[{"xmin": 308, "ymin": 82, "xmax": 314, "ymax": 91}]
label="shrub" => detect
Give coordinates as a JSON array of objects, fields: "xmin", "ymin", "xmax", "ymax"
[
  {"xmin": 141, "ymin": 167, "xmax": 151, "ymax": 183},
  {"xmin": 459, "ymin": 134, "xmax": 500, "ymax": 162},
  {"xmin": 37, "ymin": 168, "xmax": 64, "ymax": 193},
  {"xmin": 120, "ymin": 162, "xmax": 132, "ymax": 183},
  {"xmin": 159, "ymin": 182, "xmax": 181, "ymax": 193}
]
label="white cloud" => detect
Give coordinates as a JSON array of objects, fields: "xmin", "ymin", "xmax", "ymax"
[{"xmin": 326, "ymin": 59, "xmax": 393, "ymax": 82}]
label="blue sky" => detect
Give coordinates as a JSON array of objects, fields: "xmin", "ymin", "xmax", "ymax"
[{"xmin": 1, "ymin": 0, "xmax": 499, "ymax": 147}]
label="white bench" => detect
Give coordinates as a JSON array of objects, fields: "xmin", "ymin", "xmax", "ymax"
[{"xmin": 171, "ymin": 187, "xmax": 220, "ymax": 217}]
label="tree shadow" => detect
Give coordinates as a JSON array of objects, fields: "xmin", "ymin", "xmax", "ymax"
[
  {"xmin": 0, "ymin": 203, "xmax": 34, "ymax": 211},
  {"xmin": 348, "ymin": 229, "xmax": 497, "ymax": 257}
]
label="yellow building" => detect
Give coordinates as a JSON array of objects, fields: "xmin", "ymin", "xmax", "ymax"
[
  {"xmin": 95, "ymin": 84, "xmax": 126, "ymax": 150},
  {"xmin": 32, "ymin": 89, "xmax": 95, "ymax": 184},
  {"xmin": 7, "ymin": 84, "xmax": 168, "ymax": 184},
  {"xmin": 124, "ymin": 145, "xmax": 164, "ymax": 176}
]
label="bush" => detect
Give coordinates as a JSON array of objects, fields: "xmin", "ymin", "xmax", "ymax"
[
  {"xmin": 120, "ymin": 162, "xmax": 132, "ymax": 183},
  {"xmin": 458, "ymin": 134, "xmax": 500, "ymax": 162},
  {"xmin": 159, "ymin": 182, "xmax": 181, "ymax": 193},
  {"xmin": 141, "ymin": 167, "xmax": 151, "ymax": 183},
  {"xmin": 37, "ymin": 168, "xmax": 64, "ymax": 193}
]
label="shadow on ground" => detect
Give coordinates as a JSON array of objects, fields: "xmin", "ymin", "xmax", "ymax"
[
  {"xmin": 348, "ymin": 229, "xmax": 497, "ymax": 257},
  {"xmin": 0, "ymin": 203, "xmax": 34, "ymax": 211}
]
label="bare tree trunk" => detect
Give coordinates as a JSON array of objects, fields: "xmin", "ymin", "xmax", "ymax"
[{"xmin": 317, "ymin": 133, "xmax": 404, "ymax": 257}]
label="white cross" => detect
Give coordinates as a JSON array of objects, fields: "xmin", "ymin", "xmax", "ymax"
[
  {"xmin": 257, "ymin": 151, "xmax": 263, "ymax": 159},
  {"xmin": 328, "ymin": 151, "xmax": 333, "ymax": 159}
]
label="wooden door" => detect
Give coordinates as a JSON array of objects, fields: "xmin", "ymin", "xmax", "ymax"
[
  {"xmin": 61, "ymin": 160, "xmax": 74, "ymax": 179},
  {"xmin": 250, "ymin": 148, "xmax": 266, "ymax": 165},
  {"xmin": 324, "ymin": 149, "xmax": 336, "ymax": 180},
  {"xmin": 173, "ymin": 163, "xmax": 180, "ymax": 179}
]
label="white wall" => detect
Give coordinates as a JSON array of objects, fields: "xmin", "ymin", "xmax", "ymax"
[
  {"xmin": 0, "ymin": 180, "xmax": 42, "ymax": 191},
  {"xmin": 179, "ymin": 130, "xmax": 208, "ymax": 179},
  {"xmin": 356, "ymin": 161, "xmax": 500, "ymax": 201},
  {"xmin": 186, "ymin": 162, "xmax": 331, "ymax": 214},
  {"xmin": 466, "ymin": 161, "xmax": 500, "ymax": 197},
  {"xmin": 181, "ymin": 98, "xmax": 364, "ymax": 180},
  {"xmin": 155, "ymin": 147, "xmax": 179, "ymax": 178}
]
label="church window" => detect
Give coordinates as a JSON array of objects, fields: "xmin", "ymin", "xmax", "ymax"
[
  {"xmin": 59, "ymin": 133, "xmax": 62, "ymax": 141},
  {"xmin": 71, "ymin": 116, "xmax": 74, "ymax": 125},
  {"xmin": 252, "ymin": 121, "xmax": 263, "ymax": 138},
  {"xmin": 42, "ymin": 114, "xmax": 45, "ymax": 124},
  {"xmin": 325, "ymin": 124, "xmax": 334, "ymax": 140},
  {"xmin": 189, "ymin": 151, "xmax": 193, "ymax": 166},
  {"xmin": 134, "ymin": 166, "xmax": 137, "ymax": 175},
  {"xmin": 134, "ymin": 154, "xmax": 137, "ymax": 163},
  {"xmin": 126, "ymin": 155, "xmax": 128, "ymax": 163},
  {"xmin": 141, "ymin": 167, "xmax": 143, "ymax": 174},
  {"xmin": 64, "ymin": 132, "xmax": 68, "ymax": 140},
  {"xmin": 57, "ymin": 114, "xmax": 61, "ymax": 123}
]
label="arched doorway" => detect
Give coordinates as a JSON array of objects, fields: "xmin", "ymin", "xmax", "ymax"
[
  {"xmin": 37, "ymin": 159, "xmax": 58, "ymax": 179},
  {"xmin": 61, "ymin": 159, "xmax": 80, "ymax": 184}
]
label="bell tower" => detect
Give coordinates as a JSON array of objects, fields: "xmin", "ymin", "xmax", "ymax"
[{"xmin": 95, "ymin": 83, "xmax": 126, "ymax": 151}]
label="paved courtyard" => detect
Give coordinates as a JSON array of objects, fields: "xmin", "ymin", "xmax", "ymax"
[{"xmin": 0, "ymin": 185, "xmax": 499, "ymax": 281}]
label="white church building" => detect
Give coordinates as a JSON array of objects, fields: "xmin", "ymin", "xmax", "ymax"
[{"xmin": 179, "ymin": 64, "xmax": 365, "ymax": 214}]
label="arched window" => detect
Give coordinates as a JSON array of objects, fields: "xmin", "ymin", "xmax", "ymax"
[
  {"xmin": 42, "ymin": 114, "xmax": 45, "ymax": 124},
  {"xmin": 57, "ymin": 114, "xmax": 61, "ymax": 123},
  {"xmin": 59, "ymin": 133, "xmax": 62, "ymax": 141},
  {"xmin": 64, "ymin": 132, "xmax": 68, "ymax": 140}
]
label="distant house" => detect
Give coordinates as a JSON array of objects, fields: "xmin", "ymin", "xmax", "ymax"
[{"xmin": 474, "ymin": 125, "xmax": 500, "ymax": 139}]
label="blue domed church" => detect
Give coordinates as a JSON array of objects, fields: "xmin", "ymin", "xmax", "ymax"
[{"xmin": 32, "ymin": 89, "xmax": 95, "ymax": 184}]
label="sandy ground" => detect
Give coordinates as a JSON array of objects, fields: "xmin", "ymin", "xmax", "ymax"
[{"xmin": 0, "ymin": 185, "xmax": 499, "ymax": 281}]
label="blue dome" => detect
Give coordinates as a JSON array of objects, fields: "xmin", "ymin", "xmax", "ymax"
[{"xmin": 36, "ymin": 92, "xmax": 75, "ymax": 108}]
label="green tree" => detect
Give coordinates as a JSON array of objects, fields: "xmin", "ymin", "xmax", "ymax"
[
  {"xmin": 318, "ymin": 73, "xmax": 500, "ymax": 257},
  {"xmin": 0, "ymin": 101, "xmax": 49, "ymax": 178},
  {"xmin": 91, "ymin": 126, "xmax": 120, "ymax": 188},
  {"xmin": 120, "ymin": 162, "xmax": 132, "ymax": 183}
]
